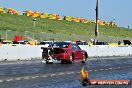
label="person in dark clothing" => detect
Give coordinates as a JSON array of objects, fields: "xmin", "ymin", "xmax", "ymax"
[{"xmin": 118, "ymin": 41, "xmax": 121, "ymax": 45}]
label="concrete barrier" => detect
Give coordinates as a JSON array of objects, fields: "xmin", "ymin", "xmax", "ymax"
[
  {"xmin": 0, "ymin": 46, "xmax": 42, "ymax": 61},
  {"xmin": 0, "ymin": 45, "xmax": 132, "ymax": 61},
  {"xmin": 79, "ymin": 45, "xmax": 132, "ymax": 57}
]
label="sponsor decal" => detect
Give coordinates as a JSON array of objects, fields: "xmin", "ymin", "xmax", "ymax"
[{"xmin": 79, "ymin": 67, "xmax": 131, "ymax": 86}]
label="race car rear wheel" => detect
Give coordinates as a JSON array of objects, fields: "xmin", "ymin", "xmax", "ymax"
[
  {"xmin": 45, "ymin": 59, "xmax": 53, "ymax": 64},
  {"xmin": 61, "ymin": 60, "xmax": 66, "ymax": 64},
  {"xmin": 46, "ymin": 61, "xmax": 53, "ymax": 64}
]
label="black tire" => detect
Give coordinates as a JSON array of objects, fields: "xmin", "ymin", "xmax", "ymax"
[
  {"xmin": 69, "ymin": 54, "xmax": 74, "ymax": 64},
  {"xmin": 61, "ymin": 60, "xmax": 65, "ymax": 64}
]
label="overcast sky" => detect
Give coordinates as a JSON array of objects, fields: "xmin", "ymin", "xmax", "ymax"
[{"xmin": 0, "ymin": 0, "xmax": 132, "ymax": 28}]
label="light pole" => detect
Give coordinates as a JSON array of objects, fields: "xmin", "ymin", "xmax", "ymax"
[
  {"xmin": 5, "ymin": 30, "xmax": 11, "ymax": 40},
  {"xmin": 33, "ymin": 18, "xmax": 36, "ymax": 29},
  {"xmin": 32, "ymin": 32, "xmax": 35, "ymax": 40},
  {"xmin": 113, "ymin": 18, "xmax": 116, "ymax": 26},
  {"xmin": 95, "ymin": 0, "xmax": 99, "ymax": 37}
]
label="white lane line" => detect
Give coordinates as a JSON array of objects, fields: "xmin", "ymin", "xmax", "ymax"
[
  {"xmin": 50, "ymin": 74, "xmax": 56, "ymax": 77},
  {"xmin": 122, "ymin": 66, "xmax": 126, "ymax": 68},
  {"xmin": 4, "ymin": 65, "xmax": 131, "ymax": 82},
  {"xmin": 32, "ymin": 76, "xmax": 39, "ymax": 79},
  {"xmin": 117, "ymin": 67, "xmax": 121, "ymax": 68},
  {"xmin": 41, "ymin": 75, "xmax": 47, "ymax": 78},
  {"xmin": 6, "ymin": 79, "xmax": 13, "ymax": 82},
  {"xmin": 89, "ymin": 70, "xmax": 93, "ymax": 72},
  {"xmin": 108, "ymin": 68, "xmax": 113, "ymax": 70},
  {"xmin": 0, "ymin": 80, "xmax": 4, "ymax": 82},
  {"xmin": 58, "ymin": 73, "xmax": 65, "ymax": 75},
  {"xmin": 104, "ymin": 69, "xmax": 109, "ymax": 71},
  {"xmin": 99, "ymin": 69, "xmax": 104, "ymax": 71},
  {"xmin": 77, "ymin": 72, "xmax": 81, "ymax": 74},
  {"xmin": 88, "ymin": 65, "xmax": 132, "ymax": 73},
  {"xmin": 66, "ymin": 72, "xmax": 75, "ymax": 75},
  {"xmin": 15, "ymin": 77, "xmax": 22, "ymax": 80},
  {"xmin": 66, "ymin": 72, "xmax": 72, "ymax": 75},
  {"xmin": 127, "ymin": 66, "xmax": 131, "ymax": 67},
  {"xmin": 111, "ymin": 68, "xmax": 117, "ymax": 70},
  {"xmin": 23, "ymin": 77, "xmax": 30, "ymax": 80},
  {"xmin": 69, "ymin": 72, "xmax": 74, "ymax": 74},
  {"xmin": 94, "ymin": 70, "xmax": 98, "ymax": 72}
]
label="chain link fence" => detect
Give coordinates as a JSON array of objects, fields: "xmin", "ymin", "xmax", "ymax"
[{"xmin": 0, "ymin": 30, "xmax": 132, "ymax": 43}]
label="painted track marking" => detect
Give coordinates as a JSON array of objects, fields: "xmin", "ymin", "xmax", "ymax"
[
  {"xmin": 23, "ymin": 77, "xmax": 30, "ymax": 80},
  {"xmin": 127, "ymin": 66, "xmax": 131, "ymax": 67},
  {"xmin": 66, "ymin": 72, "xmax": 72, "ymax": 75},
  {"xmin": 1, "ymin": 65, "xmax": 132, "ymax": 83},
  {"xmin": 6, "ymin": 79, "xmax": 13, "ymax": 82},
  {"xmin": 76, "ymin": 72, "xmax": 81, "ymax": 74},
  {"xmin": 94, "ymin": 70, "xmax": 98, "ymax": 71},
  {"xmin": 0, "ymin": 80, "xmax": 4, "ymax": 82},
  {"xmin": 41, "ymin": 75, "xmax": 47, "ymax": 78},
  {"xmin": 99, "ymin": 69, "xmax": 104, "ymax": 71},
  {"xmin": 15, "ymin": 77, "xmax": 22, "ymax": 80},
  {"xmin": 58, "ymin": 72, "xmax": 65, "ymax": 75},
  {"xmin": 117, "ymin": 67, "xmax": 121, "ymax": 68},
  {"xmin": 32, "ymin": 76, "xmax": 39, "ymax": 79},
  {"xmin": 50, "ymin": 74, "xmax": 56, "ymax": 77},
  {"xmin": 89, "ymin": 70, "xmax": 93, "ymax": 72},
  {"xmin": 104, "ymin": 69, "xmax": 109, "ymax": 71},
  {"xmin": 108, "ymin": 68, "xmax": 113, "ymax": 69}
]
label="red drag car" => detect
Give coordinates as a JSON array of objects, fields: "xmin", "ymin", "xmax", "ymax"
[{"xmin": 41, "ymin": 42, "xmax": 88, "ymax": 64}]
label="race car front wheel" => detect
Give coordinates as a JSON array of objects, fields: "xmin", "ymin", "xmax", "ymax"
[{"xmin": 69, "ymin": 54, "xmax": 74, "ymax": 64}]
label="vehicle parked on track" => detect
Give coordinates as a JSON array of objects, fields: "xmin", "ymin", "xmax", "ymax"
[{"xmin": 41, "ymin": 42, "xmax": 88, "ymax": 64}]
